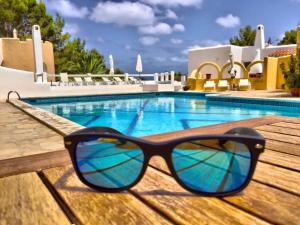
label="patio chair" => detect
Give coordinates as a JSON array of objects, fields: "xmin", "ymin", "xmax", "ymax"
[
  {"xmin": 74, "ymin": 77, "xmax": 84, "ymax": 86},
  {"xmin": 238, "ymin": 79, "xmax": 251, "ymax": 90},
  {"xmin": 113, "ymin": 77, "xmax": 125, "ymax": 84},
  {"xmin": 203, "ymin": 80, "xmax": 216, "ymax": 91},
  {"xmin": 102, "ymin": 77, "xmax": 115, "ymax": 85},
  {"xmin": 84, "ymin": 75, "xmax": 95, "ymax": 85},
  {"xmin": 59, "ymin": 73, "xmax": 70, "ymax": 86},
  {"xmin": 218, "ymin": 80, "xmax": 229, "ymax": 90},
  {"xmin": 128, "ymin": 76, "xmax": 140, "ymax": 84}
]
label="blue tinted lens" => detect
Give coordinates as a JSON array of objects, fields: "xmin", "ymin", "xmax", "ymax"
[
  {"xmin": 172, "ymin": 139, "xmax": 251, "ymax": 193},
  {"xmin": 75, "ymin": 137, "xmax": 144, "ymax": 189}
]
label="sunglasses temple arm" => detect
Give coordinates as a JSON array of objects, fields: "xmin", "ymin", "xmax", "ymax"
[{"xmin": 223, "ymin": 127, "xmax": 264, "ymax": 138}]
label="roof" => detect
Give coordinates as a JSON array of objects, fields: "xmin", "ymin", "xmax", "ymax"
[{"xmin": 269, "ymin": 48, "xmax": 296, "ymax": 57}]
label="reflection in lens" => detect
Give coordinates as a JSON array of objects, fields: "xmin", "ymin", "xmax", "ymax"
[
  {"xmin": 172, "ymin": 139, "xmax": 251, "ymax": 193},
  {"xmin": 75, "ymin": 137, "xmax": 144, "ymax": 189}
]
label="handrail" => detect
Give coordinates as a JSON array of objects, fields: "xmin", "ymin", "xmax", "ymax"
[{"xmin": 6, "ymin": 91, "xmax": 21, "ymax": 102}]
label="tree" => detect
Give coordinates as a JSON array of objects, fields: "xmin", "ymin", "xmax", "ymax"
[
  {"xmin": 0, "ymin": 0, "xmax": 110, "ymax": 74},
  {"xmin": 278, "ymin": 29, "xmax": 297, "ymax": 45},
  {"xmin": 230, "ymin": 26, "xmax": 256, "ymax": 46},
  {"xmin": 55, "ymin": 39, "xmax": 106, "ymax": 74}
]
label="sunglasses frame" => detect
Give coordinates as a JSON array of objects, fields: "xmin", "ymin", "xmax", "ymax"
[{"xmin": 64, "ymin": 127, "xmax": 265, "ymax": 196}]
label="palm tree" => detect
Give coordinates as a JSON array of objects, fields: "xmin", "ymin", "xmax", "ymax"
[{"xmin": 63, "ymin": 49, "xmax": 107, "ymax": 74}]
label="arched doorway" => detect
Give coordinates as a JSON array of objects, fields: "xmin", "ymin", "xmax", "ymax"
[
  {"xmin": 220, "ymin": 61, "xmax": 248, "ymax": 79},
  {"xmin": 196, "ymin": 62, "xmax": 221, "ymax": 79}
]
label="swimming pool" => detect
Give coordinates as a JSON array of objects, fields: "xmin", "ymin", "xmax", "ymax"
[{"xmin": 25, "ymin": 92, "xmax": 300, "ymax": 137}]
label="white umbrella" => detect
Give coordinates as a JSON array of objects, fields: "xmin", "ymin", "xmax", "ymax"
[
  {"xmin": 109, "ymin": 54, "xmax": 114, "ymax": 75},
  {"xmin": 136, "ymin": 54, "xmax": 143, "ymax": 79}
]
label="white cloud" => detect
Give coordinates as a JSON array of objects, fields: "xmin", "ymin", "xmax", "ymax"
[
  {"xmin": 216, "ymin": 14, "xmax": 241, "ymax": 28},
  {"xmin": 173, "ymin": 24, "xmax": 185, "ymax": 32},
  {"xmin": 139, "ymin": 36, "xmax": 159, "ymax": 45},
  {"xmin": 155, "ymin": 56, "xmax": 166, "ymax": 62},
  {"xmin": 181, "ymin": 40, "xmax": 226, "ymax": 54},
  {"xmin": 171, "ymin": 56, "xmax": 187, "ymax": 63},
  {"xmin": 90, "ymin": 1, "xmax": 155, "ymax": 27},
  {"xmin": 125, "ymin": 45, "xmax": 131, "ymax": 50},
  {"xmin": 165, "ymin": 9, "xmax": 178, "ymax": 19},
  {"xmin": 141, "ymin": 0, "xmax": 203, "ymax": 8},
  {"xmin": 63, "ymin": 23, "xmax": 80, "ymax": 35},
  {"xmin": 138, "ymin": 23, "xmax": 173, "ymax": 35},
  {"xmin": 97, "ymin": 37, "xmax": 104, "ymax": 43},
  {"xmin": 45, "ymin": 0, "xmax": 88, "ymax": 18},
  {"xmin": 171, "ymin": 38, "xmax": 183, "ymax": 44},
  {"xmin": 181, "ymin": 45, "xmax": 201, "ymax": 55}
]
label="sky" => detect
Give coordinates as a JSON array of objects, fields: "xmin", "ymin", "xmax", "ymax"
[{"xmin": 42, "ymin": 0, "xmax": 300, "ymax": 74}]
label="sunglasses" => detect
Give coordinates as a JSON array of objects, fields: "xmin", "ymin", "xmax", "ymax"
[{"xmin": 64, "ymin": 127, "xmax": 265, "ymax": 196}]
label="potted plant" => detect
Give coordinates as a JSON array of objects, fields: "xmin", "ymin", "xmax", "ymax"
[{"xmin": 280, "ymin": 53, "xmax": 300, "ymax": 97}]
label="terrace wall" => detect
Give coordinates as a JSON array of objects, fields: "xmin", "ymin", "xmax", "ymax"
[{"xmin": 0, "ymin": 38, "xmax": 55, "ymax": 81}]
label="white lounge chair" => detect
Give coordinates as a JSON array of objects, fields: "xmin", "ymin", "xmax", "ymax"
[
  {"xmin": 59, "ymin": 73, "xmax": 70, "ymax": 86},
  {"xmin": 203, "ymin": 80, "xmax": 216, "ymax": 91},
  {"xmin": 238, "ymin": 79, "xmax": 251, "ymax": 90},
  {"xmin": 74, "ymin": 77, "xmax": 84, "ymax": 86},
  {"xmin": 84, "ymin": 76, "xmax": 95, "ymax": 85},
  {"xmin": 128, "ymin": 76, "xmax": 140, "ymax": 84},
  {"xmin": 218, "ymin": 80, "xmax": 229, "ymax": 90},
  {"xmin": 113, "ymin": 77, "xmax": 125, "ymax": 84},
  {"xmin": 102, "ymin": 77, "xmax": 114, "ymax": 85}
]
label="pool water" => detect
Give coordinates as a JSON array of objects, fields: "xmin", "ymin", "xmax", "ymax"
[{"xmin": 26, "ymin": 93, "xmax": 300, "ymax": 137}]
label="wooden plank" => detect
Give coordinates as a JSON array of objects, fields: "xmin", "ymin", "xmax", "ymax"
[
  {"xmin": 260, "ymin": 150, "xmax": 300, "ymax": 172},
  {"xmin": 267, "ymin": 116, "xmax": 300, "ymax": 124},
  {"xmin": 0, "ymin": 172, "xmax": 70, "ymax": 225},
  {"xmin": 254, "ymin": 162, "xmax": 300, "ymax": 196},
  {"xmin": 271, "ymin": 122, "xmax": 300, "ymax": 130},
  {"xmin": 150, "ymin": 156, "xmax": 300, "ymax": 196},
  {"xmin": 265, "ymin": 139, "xmax": 300, "ymax": 156},
  {"xmin": 43, "ymin": 165, "xmax": 268, "ymax": 225},
  {"xmin": 143, "ymin": 117, "xmax": 280, "ymax": 141},
  {"xmin": 223, "ymin": 182, "xmax": 300, "ymax": 225},
  {"xmin": 132, "ymin": 168, "xmax": 269, "ymax": 225},
  {"xmin": 42, "ymin": 166, "xmax": 172, "ymax": 225},
  {"xmin": 256, "ymin": 125, "xmax": 300, "ymax": 137},
  {"xmin": 0, "ymin": 150, "xmax": 70, "ymax": 178},
  {"xmin": 258, "ymin": 130, "xmax": 300, "ymax": 145},
  {"xmin": 148, "ymin": 157, "xmax": 300, "ymax": 225}
]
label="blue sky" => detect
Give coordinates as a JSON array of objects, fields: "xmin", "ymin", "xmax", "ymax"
[{"xmin": 43, "ymin": 0, "xmax": 300, "ymax": 73}]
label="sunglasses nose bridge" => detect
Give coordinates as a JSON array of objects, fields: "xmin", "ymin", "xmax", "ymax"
[{"xmin": 142, "ymin": 143, "xmax": 173, "ymax": 159}]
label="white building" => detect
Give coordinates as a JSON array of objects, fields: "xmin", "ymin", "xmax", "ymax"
[{"xmin": 188, "ymin": 25, "xmax": 296, "ymax": 79}]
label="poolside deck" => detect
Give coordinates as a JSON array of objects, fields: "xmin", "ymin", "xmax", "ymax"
[{"xmin": 0, "ymin": 101, "xmax": 300, "ymax": 225}]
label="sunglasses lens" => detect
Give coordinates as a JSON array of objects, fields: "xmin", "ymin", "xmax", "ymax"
[
  {"xmin": 172, "ymin": 139, "xmax": 252, "ymax": 194},
  {"xmin": 75, "ymin": 137, "xmax": 144, "ymax": 189}
]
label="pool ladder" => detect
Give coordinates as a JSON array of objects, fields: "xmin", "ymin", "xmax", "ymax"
[{"xmin": 6, "ymin": 91, "xmax": 21, "ymax": 102}]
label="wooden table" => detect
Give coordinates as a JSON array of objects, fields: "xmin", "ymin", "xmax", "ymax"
[{"xmin": 0, "ymin": 116, "xmax": 299, "ymax": 225}]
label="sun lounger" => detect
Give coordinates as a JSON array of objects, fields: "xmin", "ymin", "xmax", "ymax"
[
  {"xmin": 74, "ymin": 77, "xmax": 84, "ymax": 86},
  {"xmin": 238, "ymin": 79, "xmax": 251, "ymax": 90},
  {"xmin": 59, "ymin": 73, "xmax": 70, "ymax": 86},
  {"xmin": 203, "ymin": 80, "xmax": 216, "ymax": 91},
  {"xmin": 128, "ymin": 76, "xmax": 140, "ymax": 84},
  {"xmin": 102, "ymin": 77, "xmax": 115, "ymax": 85},
  {"xmin": 218, "ymin": 80, "xmax": 229, "ymax": 90},
  {"xmin": 113, "ymin": 77, "xmax": 125, "ymax": 84},
  {"xmin": 84, "ymin": 76, "xmax": 95, "ymax": 85}
]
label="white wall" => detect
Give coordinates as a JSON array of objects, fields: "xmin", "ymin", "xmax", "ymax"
[
  {"xmin": 188, "ymin": 45, "xmax": 246, "ymax": 79},
  {"xmin": 0, "ymin": 66, "xmax": 50, "ymax": 99},
  {"xmin": 0, "ymin": 39, "xmax": 3, "ymax": 65},
  {"xmin": 188, "ymin": 46, "xmax": 231, "ymax": 79}
]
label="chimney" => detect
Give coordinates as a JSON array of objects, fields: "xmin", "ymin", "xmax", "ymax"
[{"xmin": 254, "ymin": 25, "xmax": 265, "ymax": 49}]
